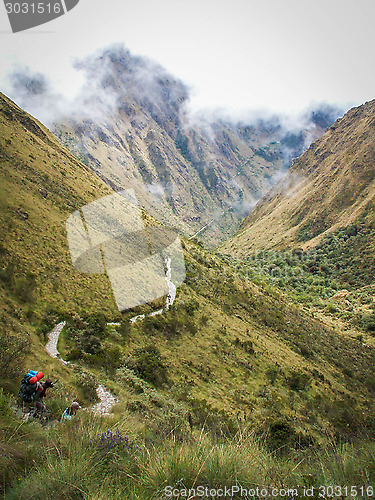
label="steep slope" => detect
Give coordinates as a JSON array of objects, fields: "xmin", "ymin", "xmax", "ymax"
[
  {"xmin": 223, "ymin": 100, "xmax": 375, "ymax": 256},
  {"xmin": 0, "ymin": 91, "xmax": 122, "ymax": 335},
  {"xmin": 8, "ymin": 46, "xmax": 339, "ymax": 246},
  {"xmin": 117, "ymin": 240, "xmax": 375, "ymax": 439},
  {"xmin": 1, "ymin": 93, "xmax": 374, "ymax": 480}
]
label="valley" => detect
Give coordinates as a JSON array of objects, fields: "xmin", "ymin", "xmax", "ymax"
[
  {"xmin": 9, "ymin": 46, "xmax": 341, "ymax": 247},
  {"xmin": 0, "ymin": 85, "xmax": 374, "ymax": 498}
]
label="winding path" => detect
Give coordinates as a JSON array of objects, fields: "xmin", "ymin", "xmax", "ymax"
[
  {"xmin": 45, "ymin": 321, "xmax": 66, "ymax": 358},
  {"xmin": 130, "ymin": 255, "xmax": 176, "ymax": 323},
  {"xmin": 45, "ymin": 322, "xmax": 118, "ymax": 415},
  {"xmin": 45, "ymin": 255, "xmax": 177, "ymax": 415}
]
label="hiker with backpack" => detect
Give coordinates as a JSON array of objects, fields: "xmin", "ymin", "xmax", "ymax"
[
  {"xmin": 33, "ymin": 378, "xmax": 54, "ymax": 414},
  {"xmin": 60, "ymin": 401, "xmax": 82, "ymax": 422},
  {"xmin": 18, "ymin": 370, "xmax": 54, "ymax": 415}
]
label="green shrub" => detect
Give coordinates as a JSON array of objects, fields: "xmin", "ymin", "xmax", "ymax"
[
  {"xmin": 0, "ymin": 388, "xmax": 11, "ymax": 416},
  {"xmin": 265, "ymin": 367, "xmax": 279, "ymax": 385},
  {"xmin": 365, "ymin": 377, "xmax": 375, "ymax": 393},
  {"xmin": 141, "ymin": 307, "xmax": 198, "ymax": 339},
  {"xmin": 364, "ymin": 313, "xmax": 375, "ymax": 333},
  {"xmin": 125, "ymin": 345, "xmax": 169, "ymax": 387},
  {"xmin": 87, "ymin": 312, "xmax": 108, "ymax": 339},
  {"xmin": 82, "ymin": 334, "xmax": 101, "ymax": 354},
  {"xmin": 267, "ymin": 421, "xmax": 295, "ymax": 452},
  {"xmin": 200, "ymin": 314, "xmax": 209, "ymax": 326},
  {"xmin": 14, "ymin": 272, "xmax": 37, "ymax": 303},
  {"xmin": 73, "ymin": 368, "xmax": 98, "ymax": 403},
  {"xmin": 0, "ymin": 261, "xmax": 15, "ymax": 286},
  {"xmin": 184, "ymin": 300, "xmax": 200, "ymax": 315},
  {"xmin": 296, "ymin": 342, "xmax": 314, "ymax": 359},
  {"xmin": 286, "ymin": 371, "xmax": 310, "ymax": 391},
  {"xmin": 119, "ymin": 319, "xmax": 130, "ymax": 338},
  {"xmin": 0, "ymin": 326, "xmax": 29, "ymax": 377},
  {"xmin": 66, "ymin": 348, "xmax": 83, "ymax": 361},
  {"xmin": 85, "ymin": 346, "xmax": 121, "ymax": 374}
]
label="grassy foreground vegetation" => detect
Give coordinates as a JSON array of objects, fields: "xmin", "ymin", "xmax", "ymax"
[
  {"xmin": 1, "ymin": 389, "xmax": 374, "ymax": 499},
  {"xmin": 2, "ymin": 236, "xmax": 375, "ymax": 497},
  {"xmin": 1, "ymin": 232, "xmax": 375, "ymax": 497}
]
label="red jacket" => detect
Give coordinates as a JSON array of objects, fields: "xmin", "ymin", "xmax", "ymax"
[{"xmin": 33, "ymin": 382, "xmax": 47, "ymax": 400}]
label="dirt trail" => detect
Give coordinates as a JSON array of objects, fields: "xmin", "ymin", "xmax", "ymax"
[
  {"xmin": 130, "ymin": 255, "xmax": 176, "ymax": 323},
  {"xmin": 45, "ymin": 323, "xmax": 118, "ymax": 415},
  {"xmin": 92, "ymin": 385, "xmax": 119, "ymax": 416},
  {"xmin": 45, "ymin": 321, "xmax": 66, "ymax": 358},
  {"xmin": 45, "ymin": 255, "xmax": 177, "ymax": 415}
]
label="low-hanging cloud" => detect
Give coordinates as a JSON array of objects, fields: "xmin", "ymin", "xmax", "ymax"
[
  {"xmin": 2, "ymin": 43, "xmax": 346, "ymax": 244},
  {"xmin": 4, "ymin": 43, "xmax": 344, "ymax": 140}
]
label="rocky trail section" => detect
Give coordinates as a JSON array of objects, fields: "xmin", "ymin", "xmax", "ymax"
[
  {"xmin": 45, "ymin": 322, "xmax": 118, "ymax": 416},
  {"xmin": 92, "ymin": 385, "xmax": 119, "ymax": 416},
  {"xmin": 45, "ymin": 259, "xmax": 176, "ymax": 415},
  {"xmin": 45, "ymin": 321, "xmax": 66, "ymax": 358}
]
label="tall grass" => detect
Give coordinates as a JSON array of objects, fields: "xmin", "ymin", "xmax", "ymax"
[
  {"xmin": 312, "ymin": 440, "xmax": 375, "ymax": 489},
  {"xmin": 139, "ymin": 429, "xmax": 276, "ymax": 496},
  {"xmin": 3, "ymin": 410, "xmax": 375, "ymax": 499}
]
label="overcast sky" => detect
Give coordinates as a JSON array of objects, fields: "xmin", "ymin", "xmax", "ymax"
[{"xmin": 0, "ymin": 0, "xmax": 374, "ymax": 116}]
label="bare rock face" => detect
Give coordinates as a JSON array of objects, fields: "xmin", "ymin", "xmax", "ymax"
[{"xmin": 19, "ymin": 45, "xmax": 335, "ymax": 247}]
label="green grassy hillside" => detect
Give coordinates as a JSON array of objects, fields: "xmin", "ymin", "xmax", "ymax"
[
  {"xmin": 0, "ymin": 92, "xmax": 118, "ymax": 317},
  {"xmin": 221, "ymin": 100, "xmax": 375, "ymax": 356},
  {"xmin": 0, "ymin": 93, "xmax": 374, "ymax": 498},
  {"xmin": 0, "ymin": 91, "xmax": 122, "ymax": 403},
  {"xmin": 223, "ymin": 100, "xmax": 375, "ymax": 256}
]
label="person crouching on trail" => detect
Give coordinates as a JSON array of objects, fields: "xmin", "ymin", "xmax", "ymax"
[
  {"xmin": 33, "ymin": 379, "xmax": 54, "ymax": 414},
  {"xmin": 61, "ymin": 402, "xmax": 81, "ymax": 422}
]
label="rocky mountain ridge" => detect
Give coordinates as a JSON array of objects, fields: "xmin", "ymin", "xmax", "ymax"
[
  {"xmin": 223, "ymin": 99, "xmax": 375, "ymax": 256},
  {"xmin": 7, "ymin": 45, "xmax": 341, "ymax": 246}
]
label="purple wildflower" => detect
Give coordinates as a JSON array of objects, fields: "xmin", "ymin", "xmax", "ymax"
[{"xmin": 89, "ymin": 428, "xmax": 140, "ymax": 457}]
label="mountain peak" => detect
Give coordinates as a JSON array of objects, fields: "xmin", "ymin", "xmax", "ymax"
[{"xmin": 223, "ymin": 100, "xmax": 375, "ymax": 256}]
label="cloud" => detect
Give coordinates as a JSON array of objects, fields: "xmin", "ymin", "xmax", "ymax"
[
  {"xmin": 2, "ymin": 43, "xmax": 345, "ymax": 243},
  {"xmin": 5, "ymin": 42, "xmax": 344, "ymax": 147},
  {"xmin": 73, "ymin": 44, "xmax": 189, "ymax": 125},
  {"xmin": 4, "ymin": 44, "xmax": 193, "ymax": 130},
  {"xmin": 6, "ymin": 68, "xmax": 64, "ymax": 126}
]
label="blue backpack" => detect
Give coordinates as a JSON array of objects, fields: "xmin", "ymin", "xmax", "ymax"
[{"xmin": 18, "ymin": 370, "xmax": 39, "ymax": 403}]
